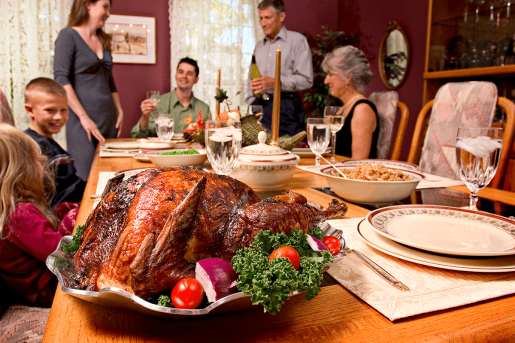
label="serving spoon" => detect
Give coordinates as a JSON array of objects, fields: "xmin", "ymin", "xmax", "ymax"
[{"xmin": 319, "ymin": 155, "xmax": 348, "ymax": 179}]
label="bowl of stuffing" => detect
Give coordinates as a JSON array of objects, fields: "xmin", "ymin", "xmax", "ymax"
[{"xmin": 321, "ymin": 163, "xmax": 425, "ymax": 205}]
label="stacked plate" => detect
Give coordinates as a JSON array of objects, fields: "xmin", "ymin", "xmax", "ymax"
[{"xmin": 359, "ymin": 205, "xmax": 515, "ymax": 272}]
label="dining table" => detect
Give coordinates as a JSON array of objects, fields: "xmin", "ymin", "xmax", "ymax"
[{"xmin": 42, "ymin": 139, "xmax": 515, "ymax": 343}]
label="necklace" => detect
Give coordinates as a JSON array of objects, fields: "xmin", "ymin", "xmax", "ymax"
[{"xmin": 342, "ymin": 94, "xmax": 363, "ymax": 110}]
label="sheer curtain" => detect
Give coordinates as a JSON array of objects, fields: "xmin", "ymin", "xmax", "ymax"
[
  {"xmin": 0, "ymin": 0, "xmax": 71, "ymax": 147},
  {"xmin": 168, "ymin": 0, "xmax": 263, "ymax": 115}
]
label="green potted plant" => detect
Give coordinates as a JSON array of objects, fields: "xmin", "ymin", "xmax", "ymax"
[{"xmin": 302, "ymin": 26, "xmax": 360, "ymax": 118}]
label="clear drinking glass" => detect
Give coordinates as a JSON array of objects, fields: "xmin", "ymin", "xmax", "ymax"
[
  {"xmin": 205, "ymin": 120, "xmax": 242, "ymax": 175},
  {"xmin": 147, "ymin": 91, "xmax": 160, "ymax": 106},
  {"xmin": 155, "ymin": 113, "xmax": 174, "ymax": 141},
  {"xmin": 455, "ymin": 127, "xmax": 503, "ymax": 211},
  {"xmin": 147, "ymin": 91, "xmax": 160, "ymax": 119},
  {"xmin": 324, "ymin": 106, "xmax": 344, "ymax": 163},
  {"xmin": 307, "ymin": 117, "xmax": 331, "ymax": 166}
]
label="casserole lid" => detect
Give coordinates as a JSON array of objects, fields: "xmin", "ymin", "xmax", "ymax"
[{"xmin": 239, "ymin": 132, "xmax": 297, "ymax": 162}]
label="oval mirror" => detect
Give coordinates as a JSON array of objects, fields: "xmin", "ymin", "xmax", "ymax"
[{"xmin": 378, "ymin": 21, "xmax": 410, "ymax": 90}]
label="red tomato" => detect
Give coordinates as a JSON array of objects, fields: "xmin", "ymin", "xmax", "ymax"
[
  {"xmin": 269, "ymin": 246, "xmax": 300, "ymax": 270},
  {"xmin": 322, "ymin": 236, "xmax": 341, "ymax": 255},
  {"xmin": 171, "ymin": 277, "xmax": 204, "ymax": 309}
]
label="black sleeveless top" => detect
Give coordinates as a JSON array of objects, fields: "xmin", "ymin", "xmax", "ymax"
[{"xmin": 334, "ymin": 99, "xmax": 379, "ymax": 158}]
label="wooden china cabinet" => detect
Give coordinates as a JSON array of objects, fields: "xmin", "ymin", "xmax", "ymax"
[{"xmin": 423, "ymin": 0, "xmax": 515, "ymax": 191}]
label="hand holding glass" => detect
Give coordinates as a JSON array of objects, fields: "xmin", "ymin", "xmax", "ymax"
[
  {"xmin": 205, "ymin": 120, "xmax": 242, "ymax": 175},
  {"xmin": 307, "ymin": 117, "xmax": 331, "ymax": 166},
  {"xmin": 324, "ymin": 106, "xmax": 344, "ymax": 162},
  {"xmin": 155, "ymin": 114, "xmax": 174, "ymax": 141},
  {"xmin": 455, "ymin": 127, "xmax": 503, "ymax": 211}
]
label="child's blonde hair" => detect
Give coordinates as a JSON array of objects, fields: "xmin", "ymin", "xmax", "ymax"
[{"xmin": 0, "ymin": 123, "xmax": 57, "ymax": 236}]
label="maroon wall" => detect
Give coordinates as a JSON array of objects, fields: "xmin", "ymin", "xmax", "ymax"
[
  {"xmin": 338, "ymin": 0, "xmax": 429, "ymax": 160},
  {"xmin": 110, "ymin": 0, "xmax": 171, "ymax": 138},
  {"xmin": 283, "ymin": 0, "xmax": 339, "ymax": 36}
]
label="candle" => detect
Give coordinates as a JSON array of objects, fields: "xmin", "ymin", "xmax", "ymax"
[
  {"xmin": 216, "ymin": 68, "xmax": 221, "ymax": 119},
  {"xmin": 271, "ymin": 47, "xmax": 281, "ymax": 147}
]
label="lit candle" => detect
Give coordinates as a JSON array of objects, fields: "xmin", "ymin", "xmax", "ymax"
[
  {"xmin": 216, "ymin": 68, "xmax": 221, "ymax": 119},
  {"xmin": 271, "ymin": 47, "xmax": 281, "ymax": 146}
]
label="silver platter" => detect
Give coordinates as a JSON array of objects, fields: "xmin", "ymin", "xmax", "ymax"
[{"xmin": 46, "ymin": 236, "xmax": 307, "ymax": 318}]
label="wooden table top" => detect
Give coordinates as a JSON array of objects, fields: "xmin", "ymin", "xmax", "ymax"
[{"xmin": 42, "ymin": 143, "xmax": 515, "ymax": 342}]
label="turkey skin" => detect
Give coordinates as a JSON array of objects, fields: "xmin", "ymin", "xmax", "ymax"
[{"xmin": 73, "ymin": 167, "xmax": 347, "ymax": 300}]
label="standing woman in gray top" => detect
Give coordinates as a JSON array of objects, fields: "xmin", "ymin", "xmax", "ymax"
[{"xmin": 54, "ymin": 0, "xmax": 123, "ymax": 180}]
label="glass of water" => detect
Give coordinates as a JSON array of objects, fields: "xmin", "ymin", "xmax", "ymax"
[
  {"xmin": 455, "ymin": 127, "xmax": 503, "ymax": 211},
  {"xmin": 155, "ymin": 113, "xmax": 174, "ymax": 141},
  {"xmin": 307, "ymin": 117, "xmax": 331, "ymax": 166},
  {"xmin": 324, "ymin": 106, "xmax": 344, "ymax": 163},
  {"xmin": 205, "ymin": 120, "xmax": 242, "ymax": 175}
]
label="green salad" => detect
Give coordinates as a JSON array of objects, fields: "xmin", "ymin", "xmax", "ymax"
[
  {"xmin": 231, "ymin": 228, "xmax": 332, "ymax": 314},
  {"xmin": 160, "ymin": 149, "xmax": 200, "ymax": 156}
]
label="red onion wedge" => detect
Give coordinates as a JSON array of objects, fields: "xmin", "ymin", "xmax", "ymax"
[
  {"xmin": 306, "ymin": 235, "xmax": 330, "ymax": 252},
  {"xmin": 195, "ymin": 258, "xmax": 239, "ymax": 303}
]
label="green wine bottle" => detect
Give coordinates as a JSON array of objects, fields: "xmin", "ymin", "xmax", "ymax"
[{"xmin": 251, "ymin": 55, "xmax": 264, "ymax": 98}]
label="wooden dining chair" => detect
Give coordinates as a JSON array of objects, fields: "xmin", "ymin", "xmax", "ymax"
[
  {"xmin": 369, "ymin": 91, "xmax": 409, "ymax": 160},
  {"xmin": 407, "ymin": 81, "xmax": 515, "ymax": 191}
]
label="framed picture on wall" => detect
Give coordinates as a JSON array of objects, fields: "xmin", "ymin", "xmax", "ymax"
[{"xmin": 105, "ymin": 14, "xmax": 156, "ymax": 64}]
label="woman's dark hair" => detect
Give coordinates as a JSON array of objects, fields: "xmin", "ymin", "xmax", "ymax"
[{"xmin": 67, "ymin": 0, "xmax": 113, "ymax": 51}]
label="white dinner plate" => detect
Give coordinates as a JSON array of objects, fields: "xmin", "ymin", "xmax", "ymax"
[
  {"xmin": 292, "ymin": 148, "xmax": 331, "ymax": 157},
  {"xmin": 367, "ymin": 205, "xmax": 515, "ymax": 257},
  {"xmin": 103, "ymin": 142, "xmax": 141, "ymax": 149},
  {"xmin": 339, "ymin": 159, "xmax": 419, "ymax": 171},
  {"xmin": 139, "ymin": 139, "xmax": 176, "ymax": 150},
  {"xmin": 357, "ymin": 219, "xmax": 515, "ymax": 272}
]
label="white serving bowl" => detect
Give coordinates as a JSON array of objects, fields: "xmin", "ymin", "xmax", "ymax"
[
  {"xmin": 147, "ymin": 149, "xmax": 207, "ymax": 167},
  {"xmin": 230, "ymin": 132, "xmax": 299, "ymax": 188},
  {"xmin": 321, "ymin": 165, "xmax": 425, "ymax": 205},
  {"xmin": 339, "ymin": 159, "xmax": 419, "ymax": 171}
]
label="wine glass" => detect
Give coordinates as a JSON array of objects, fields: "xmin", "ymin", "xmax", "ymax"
[
  {"xmin": 324, "ymin": 106, "xmax": 344, "ymax": 163},
  {"xmin": 155, "ymin": 113, "xmax": 174, "ymax": 141},
  {"xmin": 306, "ymin": 117, "xmax": 331, "ymax": 166},
  {"xmin": 455, "ymin": 127, "xmax": 503, "ymax": 211},
  {"xmin": 205, "ymin": 120, "xmax": 242, "ymax": 175}
]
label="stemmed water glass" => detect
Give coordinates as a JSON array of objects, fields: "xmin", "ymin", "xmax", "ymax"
[
  {"xmin": 307, "ymin": 117, "xmax": 331, "ymax": 166},
  {"xmin": 455, "ymin": 127, "xmax": 503, "ymax": 211},
  {"xmin": 205, "ymin": 120, "xmax": 242, "ymax": 175},
  {"xmin": 324, "ymin": 106, "xmax": 344, "ymax": 163}
]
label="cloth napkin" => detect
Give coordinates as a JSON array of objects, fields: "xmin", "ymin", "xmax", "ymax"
[
  {"xmin": 326, "ymin": 218, "xmax": 515, "ymax": 321},
  {"xmin": 296, "ymin": 165, "xmax": 464, "ymax": 189}
]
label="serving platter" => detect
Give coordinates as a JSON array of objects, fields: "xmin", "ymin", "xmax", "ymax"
[
  {"xmin": 357, "ymin": 219, "xmax": 515, "ymax": 272},
  {"xmin": 367, "ymin": 205, "xmax": 515, "ymax": 257}
]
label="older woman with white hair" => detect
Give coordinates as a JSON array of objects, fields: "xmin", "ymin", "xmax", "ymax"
[{"xmin": 322, "ymin": 46, "xmax": 378, "ymax": 159}]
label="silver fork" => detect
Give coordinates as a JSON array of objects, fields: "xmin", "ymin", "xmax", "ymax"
[{"xmin": 320, "ymin": 222, "xmax": 410, "ymax": 292}]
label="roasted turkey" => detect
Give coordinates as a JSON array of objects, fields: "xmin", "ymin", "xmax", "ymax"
[{"xmin": 73, "ymin": 167, "xmax": 347, "ymax": 300}]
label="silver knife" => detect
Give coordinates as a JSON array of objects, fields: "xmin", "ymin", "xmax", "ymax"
[{"xmin": 320, "ymin": 222, "xmax": 410, "ymax": 292}]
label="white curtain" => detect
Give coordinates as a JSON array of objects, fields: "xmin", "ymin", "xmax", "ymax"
[
  {"xmin": 0, "ymin": 0, "xmax": 72, "ymax": 147},
  {"xmin": 168, "ymin": 0, "xmax": 263, "ymax": 115}
]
